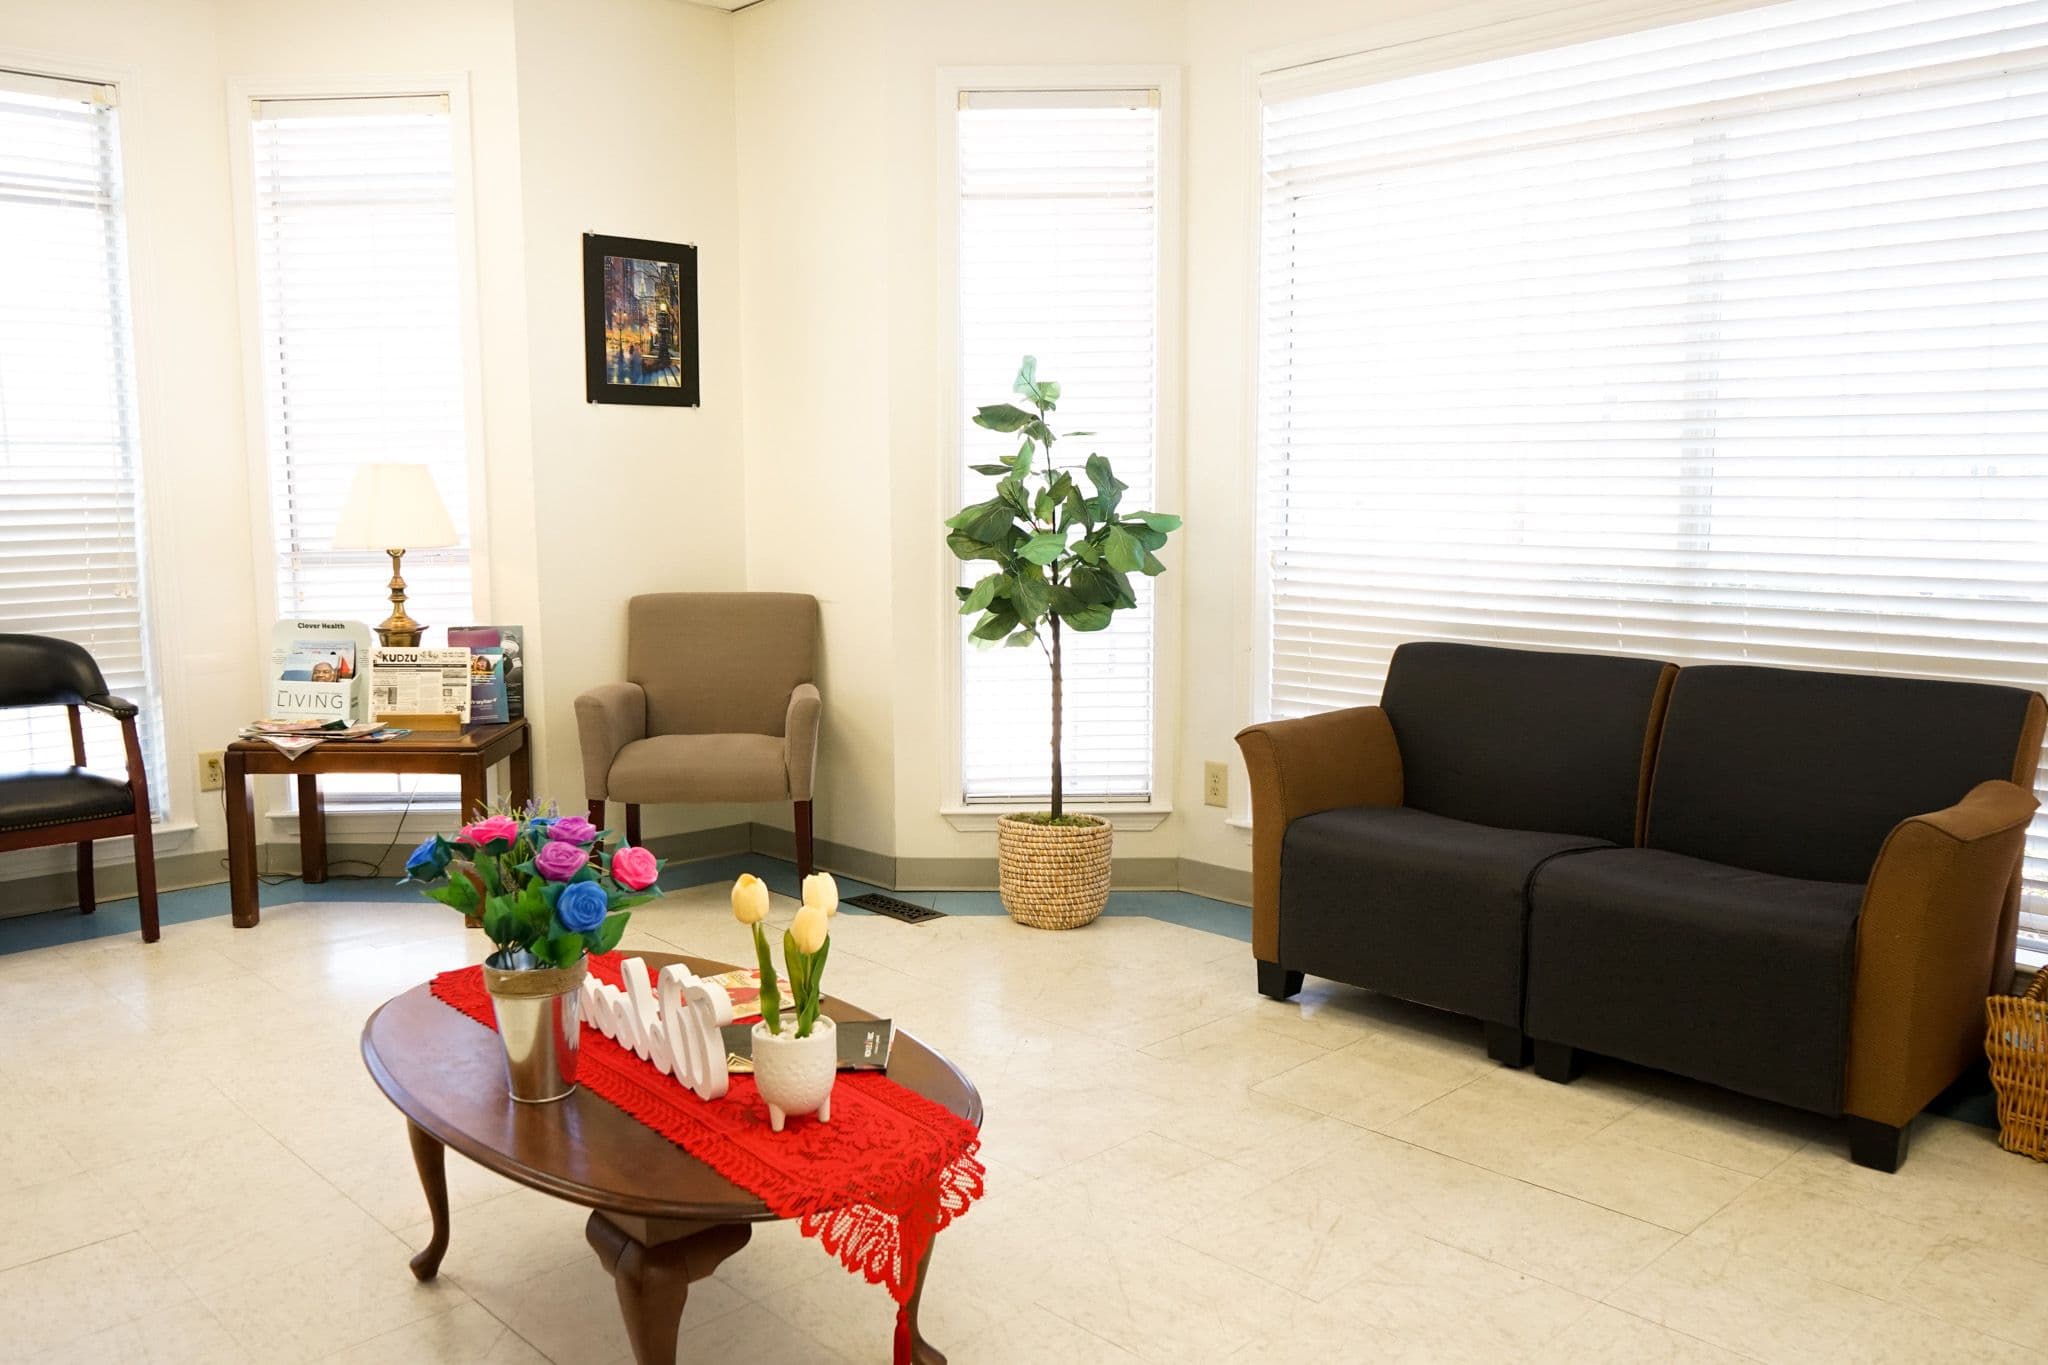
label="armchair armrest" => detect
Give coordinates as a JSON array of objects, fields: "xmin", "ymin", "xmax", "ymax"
[
  {"xmin": 1845, "ymin": 779, "xmax": 2039, "ymax": 1127},
  {"xmin": 1234, "ymin": 707, "xmax": 1404, "ymax": 962},
  {"xmin": 785, "ymin": 683, "xmax": 822, "ymax": 802},
  {"xmin": 574, "ymin": 682, "xmax": 647, "ymax": 800},
  {"xmin": 81, "ymin": 693, "xmax": 139, "ymax": 720}
]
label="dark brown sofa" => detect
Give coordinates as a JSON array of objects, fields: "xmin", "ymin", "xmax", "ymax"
[{"xmin": 1237, "ymin": 641, "xmax": 2044, "ymax": 1170}]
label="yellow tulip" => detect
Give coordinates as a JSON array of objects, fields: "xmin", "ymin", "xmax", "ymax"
[
  {"xmin": 801, "ymin": 871, "xmax": 839, "ymax": 917},
  {"xmin": 730, "ymin": 873, "xmax": 769, "ymax": 925},
  {"xmin": 790, "ymin": 903, "xmax": 829, "ymax": 955}
]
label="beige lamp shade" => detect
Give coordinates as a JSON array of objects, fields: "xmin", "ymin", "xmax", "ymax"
[{"xmin": 330, "ymin": 463, "xmax": 458, "ymax": 550}]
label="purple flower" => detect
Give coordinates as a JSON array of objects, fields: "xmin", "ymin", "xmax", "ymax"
[
  {"xmin": 533, "ymin": 841, "xmax": 590, "ymax": 882},
  {"xmin": 547, "ymin": 816, "xmax": 600, "ymax": 846}
]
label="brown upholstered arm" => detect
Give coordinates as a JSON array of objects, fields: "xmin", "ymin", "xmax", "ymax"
[
  {"xmin": 1844, "ymin": 779, "xmax": 2039, "ymax": 1127},
  {"xmin": 574, "ymin": 682, "xmax": 647, "ymax": 800},
  {"xmin": 785, "ymin": 683, "xmax": 821, "ymax": 802},
  {"xmin": 1235, "ymin": 707, "xmax": 1404, "ymax": 961}
]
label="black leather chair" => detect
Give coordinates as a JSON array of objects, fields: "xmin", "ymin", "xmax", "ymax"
[{"xmin": 0, "ymin": 635, "xmax": 159, "ymax": 942}]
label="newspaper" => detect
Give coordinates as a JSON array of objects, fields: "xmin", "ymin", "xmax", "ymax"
[{"xmin": 368, "ymin": 648, "xmax": 472, "ymax": 721}]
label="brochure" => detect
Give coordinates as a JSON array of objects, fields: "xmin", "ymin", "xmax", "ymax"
[
  {"xmin": 269, "ymin": 619, "xmax": 371, "ymax": 722},
  {"xmin": 445, "ymin": 626, "xmax": 524, "ymax": 723}
]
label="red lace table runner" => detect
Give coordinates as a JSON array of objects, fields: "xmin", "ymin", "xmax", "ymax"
[{"xmin": 430, "ymin": 953, "xmax": 984, "ymax": 1363}]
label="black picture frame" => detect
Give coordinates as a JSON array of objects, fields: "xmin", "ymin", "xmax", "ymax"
[{"xmin": 582, "ymin": 233, "xmax": 700, "ymax": 406}]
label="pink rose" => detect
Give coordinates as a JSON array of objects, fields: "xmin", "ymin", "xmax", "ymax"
[
  {"xmin": 547, "ymin": 815, "xmax": 600, "ymax": 845},
  {"xmin": 610, "ymin": 845, "xmax": 659, "ymax": 891},
  {"xmin": 456, "ymin": 815, "xmax": 520, "ymax": 849},
  {"xmin": 533, "ymin": 841, "xmax": 590, "ymax": 882}
]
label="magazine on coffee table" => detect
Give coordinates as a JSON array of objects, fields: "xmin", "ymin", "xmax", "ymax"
[{"xmin": 720, "ymin": 1018, "xmax": 894, "ymax": 1074}]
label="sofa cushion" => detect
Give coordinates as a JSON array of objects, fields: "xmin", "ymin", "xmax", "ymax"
[
  {"xmin": 605, "ymin": 733, "xmax": 790, "ymax": 804},
  {"xmin": 1647, "ymin": 665, "xmax": 2037, "ymax": 884},
  {"xmin": 1281, "ymin": 805, "xmax": 1611, "ymax": 1025},
  {"xmin": 0, "ymin": 768, "xmax": 134, "ymax": 833},
  {"xmin": 1526, "ymin": 847, "xmax": 1866, "ymax": 1113},
  {"xmin": 1381, "ymin": 642, "xmax": 1673, "ymax": 847}
]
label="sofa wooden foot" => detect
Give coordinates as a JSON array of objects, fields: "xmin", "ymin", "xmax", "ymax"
[
  {"xmin": 1533, "ymin": 1041, "xmax": 1581, "ymax": 1083},
  {"xmin": 1846, "ymin": 1116, "xmax": 1911, "ymax": 1172},
  {"xmin": 1485, "ymin": 1022, "xmax": 1531, "ymax": 1068},
  {"xmin": 1256, "ymin": 961, "xmax": 1302, "ymax": 1001}
]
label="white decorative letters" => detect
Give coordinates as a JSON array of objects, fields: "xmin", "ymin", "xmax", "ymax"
[{"xmin": 580, "ymin": 958, "xmax": 733, "ymax": 1101}]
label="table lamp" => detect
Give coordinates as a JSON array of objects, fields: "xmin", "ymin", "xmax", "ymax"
[{"xmin": 331, "ymin": 463, "xmax": 458, "ymax": 647}]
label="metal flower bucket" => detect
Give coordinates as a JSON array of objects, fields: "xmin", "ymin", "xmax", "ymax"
[{"xmin": 481, "ymin": 950, "xmax": 587, "ymax": 1103}]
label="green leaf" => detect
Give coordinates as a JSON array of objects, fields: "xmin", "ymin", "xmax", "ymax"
[
  {"xmin": 1067, "ymin": 564, "xmax": 1115, "ymax": 604},
  {"xmin": 1018, "ymin": 530, "xmax": 1067, "ymax": 565},
  {"xmin": 1032, "ymin": 487, "xmax": 1054, "ymax": 522},
  {"xmin": 592, "ymin": 911, "xmax": 629, "ymax": 954},
  {"xmin": 973, "ymin": 402, "xmax": 1034, "ymax": 432},
  {"xmin": 1025, "ymin": 420, "xmax": 1055, "ymax": 447},
  {"xmin": 1085, "ymin": 453, "xmax": 1128, "ymax": 518},
  {"xmin": 1103, "ymin": 524, "xmax": 1144, "ymax": 573},
  {"xmin": 1060, "ymin": 603, "xmax": 1113, "ymax": 631},
  {"xmin": 1004, "ymin": 630, "xmax": 1038, "ymax": 647},
  {"xmin": 1140, "ymin": 550, "xmax": 1167, "ymax": 576},
  {"xmin": 1010, "ymin": 572, "xmax": 1051, "ymax": 624},
  {"xmin": 961, "ymin": 574, "xmax": 1001, "ymax": 614},
  {"xmin": 947, "ymin": 530, "xmax": 1006, "ymax": 563},
  {"xmin": 1035, "ymin": 380, "xmax": 1061, "ymax": 403},
  {"xmin": 1132, "ymin": 510, "xmax": 1182, "ymax": 533},
  {"xmin": 1011, "ymin": 441, "xmax": 1034, "ymax": 477},
  {"xmin": 945, "ymin": 498, "xmax": 1018, "ymax": 544},
  {"xmin": 752, "ymin": 924, "xmax": 782, "ymax": 1036},
  {"xmin": 1072, "ymin": 537, "xmax": 1102, "ymax": 565},
  {"xmin": 968, "ymin": 462, "xmax": 1010, "ymax": 476},
  {"xmin": 970, "ymin": 605, "xmax": 1020, "ymax": 641}
]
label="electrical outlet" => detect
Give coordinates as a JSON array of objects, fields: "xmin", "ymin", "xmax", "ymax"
[
  {"xmin": 199, "ymin": 751, "xmax": 225, "ymax": 792},
  {"xmin": 1203, "ymin": 761, "xmax": 1228, "ymax": 808}
]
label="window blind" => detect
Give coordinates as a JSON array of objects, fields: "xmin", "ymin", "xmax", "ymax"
[
  {"xmin": 955, "ymin": 90, "xmax": 1162, "ymax": 802},
  {"xmin": 0, "ymin": 71, "xmax": 164, "ymax": 808},
  {"xmin": 250, "ymin": 95, "xmax": 473, "ymax": 631},
  {"xmin": 1257, "ymin": 0, "xmax": 2048, "ymax": 955}
]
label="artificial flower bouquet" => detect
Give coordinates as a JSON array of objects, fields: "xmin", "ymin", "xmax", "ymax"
[
  {"xmin": 403, "ymin": 803, "xmax": 664, "ymax": 967},
  {"xmin": 731, "ymin": 870, "xmax": 839, "ymax": 1035}
]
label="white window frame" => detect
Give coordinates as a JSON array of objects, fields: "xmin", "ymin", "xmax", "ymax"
[
  {"xmin": 226, "ymin": 74, "xmax": 493, "ymax": 825},
  {"xmin": 935, "ymin": 65, "xmax": 1184, "ymax": 832},
  {"xmin": 0, "ymin": 46, "xmax": 195, "ymax": 856}
]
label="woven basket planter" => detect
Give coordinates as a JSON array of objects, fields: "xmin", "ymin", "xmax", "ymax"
[
  {"xmin": 997, "ymin": 814, "xmax": 1111, "ymax": 930},
  {"xmin": 1988, "ymin": 970, "xmax": 2048, "ymax": 1161}
]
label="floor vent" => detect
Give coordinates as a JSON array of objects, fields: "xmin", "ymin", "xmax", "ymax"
[{"xmin": 844, "ymin": 893, "xmax": 947, "ymax": 925}]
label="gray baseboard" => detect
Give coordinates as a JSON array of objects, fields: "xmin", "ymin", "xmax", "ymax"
[{"xmin": 1175, "ymin": 858, "xmax": 1252, "ymax": 907}]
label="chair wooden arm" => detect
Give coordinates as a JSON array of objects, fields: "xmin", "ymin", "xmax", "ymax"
[
  {"xmin": 574, "ymin": 682, "xmax": 648, "ymax": 800},
  {"xmin": 82, "ymin": 693, "xmax": 139, "ymax": 720},
  {"xmin": 1234, "ymin": 707, "xmax": 1404, "ymax": 962},
  {"xmin": 785, "ymin": 683, "xmax": 821, "ymax": 802},
  {"xmin": 1845, "ymin": 779, "xmax": 2040, "ymax": 1128}
]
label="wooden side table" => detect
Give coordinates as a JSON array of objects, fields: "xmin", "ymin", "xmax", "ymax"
[{"xmin": 224, "ymin": 719, "xmax": 532, "ymax": 928}]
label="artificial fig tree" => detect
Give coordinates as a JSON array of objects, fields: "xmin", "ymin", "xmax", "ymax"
[{"xmin": 946, "ymin": 356, "xmax": 1181, "ymax": 818}]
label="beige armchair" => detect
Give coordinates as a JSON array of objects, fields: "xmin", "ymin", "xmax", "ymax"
[{"xmin": 576, "ymin": 593, "xmax": 822, "ymax": 874}]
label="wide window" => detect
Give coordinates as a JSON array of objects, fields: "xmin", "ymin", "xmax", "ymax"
[
  {"xmin": 247, "ymin": 92, "xmax": 476, "ymax": 804},
  {"xmin": 1257, "ymin": 0, "xmax": 2048, "ymax": 955},
  {"xmin": 954, "ymin": 87, "xmax": 1163, "ymax": 803},
  {"xmin": 0, "ymin": 69, "xmax": 163, "ymax": 808}
]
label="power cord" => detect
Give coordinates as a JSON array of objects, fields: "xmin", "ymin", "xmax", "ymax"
[{"xmin": 215, "ymin": 769, "xmax": 425, "ymax": 886}]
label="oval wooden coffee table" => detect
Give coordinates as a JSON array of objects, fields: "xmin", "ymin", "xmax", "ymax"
[{"xmin": 361, "ymin": 950, "xmax": 982, "ymax": 1364}]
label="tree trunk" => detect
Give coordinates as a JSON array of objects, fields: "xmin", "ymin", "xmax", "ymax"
[{"xmin": 1049, "ymin": 614, "xmax": 1063, "ymax": 819}]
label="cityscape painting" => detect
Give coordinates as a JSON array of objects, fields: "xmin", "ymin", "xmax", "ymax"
[{"xmin": 582, "ymin": 233, "xmax": 700, "ymax": 406}]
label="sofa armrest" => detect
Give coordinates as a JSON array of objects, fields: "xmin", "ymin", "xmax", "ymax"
[
  {"xmin": 574, "ymin": 682, "xmax": 648, "ymax": 801},
  {"xmin": 1844, "ymin": 779, "xmax": 2039, "ymax": 1127},
  {"xmin": 81, "ymin": 692, "xmax": 140, "ymax": 721},
  {"xmin": 1234, "ymin": 707, "xmax": 1404, "ymax": 962},
  {"xmin": 785, "ymin": 683, "xmax": 822, "ymax": 802}
]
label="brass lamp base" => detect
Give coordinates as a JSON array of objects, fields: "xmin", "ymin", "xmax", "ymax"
[{"xmin": 375, "ymin": 547, "xmax": 426, "ymax": 648}]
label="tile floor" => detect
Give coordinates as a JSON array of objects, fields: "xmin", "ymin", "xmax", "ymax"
[{"xmin": 0, "ymin": 879, "xmax": 2043, "ymax": 1363}]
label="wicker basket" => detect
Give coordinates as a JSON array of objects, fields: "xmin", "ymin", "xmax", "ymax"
[
  {"xmin": 996, "ymin": 814, "xmax": 1111, "ymax": 930},
  {"xmin": 1987, "ymin": 970, "xmax": 2048, "ymax": 1161}
]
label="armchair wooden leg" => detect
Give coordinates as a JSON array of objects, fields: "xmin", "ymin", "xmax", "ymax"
[
  {"xmin": 76, "ymin": 842, "xmax": 95, "ymax": 915},
  {"xmin": 794, "ymin": 800, "xmax": 814, "ymax": 878},
  {"xmin": 588, "ymin": 799, "xmax": 606, "ymax": 830},
  {"xmin": 122, "ymin": 717, "xmax": 159, "ymax": 944},
  {"xmin": 625, "ymin": 804, "xmax": 642, "ymax": 847},
  {"xmin": 1846, "ymin": 1115, "xmax": 1912, "ymax": 1173}
]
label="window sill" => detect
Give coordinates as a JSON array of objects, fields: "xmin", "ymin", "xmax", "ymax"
[
  {"xmin": 941, "ymin": 803, "xmax": 1172, "ymax": 833},
  {"xmin": 264, "ymin": 800, "xmax": 459, "ymax": 837}
]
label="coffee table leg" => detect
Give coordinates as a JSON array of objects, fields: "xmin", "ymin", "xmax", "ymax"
[
  {"xmin": 406, "ymin": 1121, "xmax": 451, "ymax": 1282},
  {"xmin": 586, "ymin": 1213, "xmax": 749, "ymax": 1365},
  {"xmin": 225, "ymin": 750, "xmax": 259, "ymax": 928},
  {"xmin": 908, "ymin": 1232, "xmax": 946, "ymax": 1365}
]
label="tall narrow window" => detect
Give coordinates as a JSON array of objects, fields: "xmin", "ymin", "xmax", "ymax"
[
  {"xmin": 0, "ymin": 70, "xmax": 163, "ymax": 807},
  {"xmin": 249, "ymin": 93, "xmax": 475, "ymax": 804},
  {"xmin": 250, "ymin": 94, "xmax": 474, "ymax": 631},
  {"xmin": 1257, "ymin": 0, "xmax": 2048, "ymax": 955},
  {"xmin": 955, "ymin": 88, "xmax": 1162, "ymax": 803}
]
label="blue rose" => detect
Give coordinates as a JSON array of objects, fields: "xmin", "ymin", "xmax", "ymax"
[
  {"xmin": 556, "ymin": 880, "xmax": 609, "ymax": 935},
  {"xmin": 525, "ymin": 816, "xmax": 556, "ymax": 840},
  {"xmin": 404, "ymin": 837, "xmax": 447, "ymax": 880}
]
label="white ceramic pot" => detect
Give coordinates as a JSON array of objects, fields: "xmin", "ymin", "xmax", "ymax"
[{"xmin": 752, "ymin": 1016, "xmax": 836, "ymax": 1132}]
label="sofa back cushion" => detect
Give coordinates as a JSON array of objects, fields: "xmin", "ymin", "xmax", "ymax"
[
  {"xmin": 627, "ymin": 592, "xmax": 819, "ymax": 738},
  {"xmin": 1647, "ymin": 664, "xmax": 2036, "ymax": 883},
  {"xmin": 1380, "ymin": 642, "xmax": 1675, "ymax": 845}
]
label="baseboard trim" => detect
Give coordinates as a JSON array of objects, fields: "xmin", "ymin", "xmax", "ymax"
[{"xmin": 1176, "ymin": 857, "xmax": 1251, "ymax": 907}]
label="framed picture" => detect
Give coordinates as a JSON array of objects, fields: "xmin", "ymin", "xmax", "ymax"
[{"xmin": 582, "ymin": 233, "xmax": 700, "ymax": 406}]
